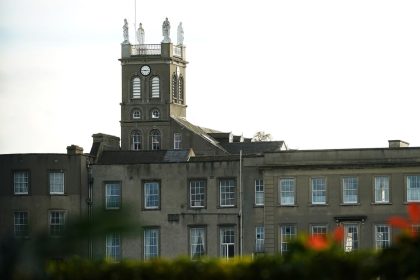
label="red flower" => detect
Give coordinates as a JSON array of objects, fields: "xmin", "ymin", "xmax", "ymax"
[
  {"xmin": 333, "ymin": 225, "xmax": 344, "ymax": 243},
  {"xmin": 388, "ymin": 203, "xmax": 420, "ymax": 237},
  {"xmin": 307, "ymin": 235, "xmax": 329, "ymax": 251}
]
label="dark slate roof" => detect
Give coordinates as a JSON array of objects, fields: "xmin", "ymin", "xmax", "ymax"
[
  {"xmin": 220, "ymin": 141, "xmax": 286, "ymax": 155},
  {"xmin": 171, "ymin": 117, "xmax": 228, "ymax": 153},
  {"xmin": 97, "ymin": 149, "xmax": 193, "ymax": 164},
  {"xmin": 89, "ymin": 142, "xmax": 100, "ymax": 157}
]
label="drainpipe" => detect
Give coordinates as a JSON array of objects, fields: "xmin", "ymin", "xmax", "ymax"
[{"xmin": 239, "ymin": 150, "xmax": 243, "ymax": 257}]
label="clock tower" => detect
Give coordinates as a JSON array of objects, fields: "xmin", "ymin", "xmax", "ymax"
[{"xmin": 119, "ymin": 19, "xmax": 187, "ymax": 151}]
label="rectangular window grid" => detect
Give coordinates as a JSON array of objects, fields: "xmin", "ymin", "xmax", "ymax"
[
  {"xmin": 407, "ymin": 175, "xmax": 420, "ymax": 202},
  {"xmin": 132, "ymin": 77, "xmax": 141, "ymax": 99},
  {"xmin": 374, "ymin": 176, "xmax": 390, "ymax": 203},
  {"xmin": 375, "ymin": 225, "xmax": 391, "ymax": 249},
  {"xmin": 14, "ymin": 171, "xmax": 29, "ymax": 194},
  {"xmin": 144, "ymin": 228, "xmax": 159, "ymax": 259},
  {"xmin": 106, "ymin": 233, "xmax": 121, "ymax": 261},
  {"xmin": 344, "ymin": 224, "xmax": 359, "ymax": 252},
  {"xmin": 14, "ymin": 211, "xmax": 28, "ymax": 238},
  {"xmin": 342, "ymin": 177, "xmax": 358, "ymax": 204},
  {"xmin": 311, "ymin": 225, "xmax": 327, "ymax": 236},
  {"xmin": 255, "ymin": 226, "xmax": 264, "ymax": 252},
  {"xmin": 255, "ymin": 179, "xmax": 264, "ymax": 206},
  {"xmin": 106, "ymin": 183, "xmax": 121, "ymax": 209},
  {"xmin": 220, "ymin": 179, "xmax": 236, "ymax": 207},
  {"xmin": 174, "ymin": 133, "xmax": 182, "ymax": 150},
  {"xmin": 280, "ymin": 225, "xmax": 296, "ymax": 254},
  {"xmin": 190, "ymin": 227, "xmax": 206, "ymax": 258},
  {"xmin": 190, "ymin": 180, "xmax": 206, "ymax": 208},
  {"xmin": 220, "ymin": 227, "xmax": 235, "ymax": 258},
  {"xmin": 279, "ymin": 178, "xmax": 295, "ymax": 205},
  {"xmin": 49, "ymin": 172, "xmax": 64, "ymax": 194},
  {"xmin": 144, "ymin": 182, "xmax": 160, "ymax": 209},
  {"xmin": 49, "ymin": 211, "xmax": 65, "ymax": 237},
  {"xmin": 311, "ymin": 177, "xmax": 326, "ymax": 204}
]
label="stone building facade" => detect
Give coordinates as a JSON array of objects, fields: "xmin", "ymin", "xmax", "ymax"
[{"xmin": 1, "ymin": 19, "xmax": 420, "ymax": 261}]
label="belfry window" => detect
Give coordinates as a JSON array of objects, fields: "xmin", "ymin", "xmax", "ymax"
[
  {"xmin": 151, "ymin": 77, "xmax": 160, "ymax": 98},
  {"xmin": 172, "ymin": 74, "xmax": 178, "ymax": 102},
  {"xmin": 131, "ymin": 131, "xmax": 142, "ymax": 150},
  {"xmin": 132, "ymin": 77, "xmax": 141, "ymax": 99},
  {"xmin": 178, "ymin": 76, "xmax": 184, "ymax": 103},
  {"xmin": 150, "ymin": 129, "xmax": 161, "ymax": 150}
]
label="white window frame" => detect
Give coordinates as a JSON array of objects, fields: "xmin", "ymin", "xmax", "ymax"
[
  {"xmin": 49, "ymin": 171, "xmax": 64, "ymax": 195},
  {"xmin": 131, "ymin": 131, "xmax": 142, "ymax": 151},
  {"xmin": 150, "ymin": 130, "xmax": 161, "ymax": 150},
  {"xmin": 144, "ymin": 228, "xmax": 159, "ymax": 260},
  {"xmin": 106, "ymin": 233, "xmax": 121, "ymax": 261},
  {"xmin": 311, "ymin": 225, "xmax": 328, "ymax": 236},
  {"xmin": 144, "ymin": 182, "xmax": 160, "ymax": 209},
  {"xmin": 407, "ymin": 175, "xmax": 420, "ymax": 202},
  {"xmin": 174, "ymin": 133, "xmax": 182, "ymax": 150},
  {"xmin": 255, "ymin": 226, "xmax": 264, "ymax": 252},
  {"xmin": 190, "ymin": 180, "xmax": 206, "ymax": 208},
  {"xmin": 343, "ymin": 223, "xmax": 359, "ymax": 252},
  {"xmin": 220, "ymin": 227, "xmax": 235, "ymax": 259},
  {"xmin": 49, "ymin": 210, "xmax": 66, "ymax": 237},
  {"xmin": 190, "ymin": 227, "xmax": 206, "ymax": 258},
  {"xmin": 132, "ymin": 77, "xmax": 141, "ymax": 99},
  {"xmin": 151, "ymin": 109, "xmax": 160, "ymax": 119},
  {"xmin": 14, "ymin": 171, "xmax": 29, "ymax": 195},
  {"xmin": 342, "ymin": 177, "xmax": 358, "ymax": 204},
  {"xmin": 375, "ymin": 224, "xmax": 391, "ymax": 249},
  {"xmin": 14, "ymin": 211, "xmax": 28, "ymax": 238},
  {"xmin": 151, "ymin": 76, "xmax": 160, "ymax": 98},
  {"xmin": 255, "ymin": 179, "xmax": 264, "ymax": 206},
  {"xmin": 374, "ymin": 176, "xmax": 390, "ymax": 203},
  {"xmin": 280, "ymin": 224, "xmax": 296, "ymax": 254},
  {"xmin": 311, "ymin": 177, "xmax": 327, "ymax": 205},
  {"xmin": 132, "ymin": 110, "xmax": 141, "ymax": 119},
  {"xmin": 279, "ymin": 178, "xmax": 295, "ymax": 206},
  {"xmin": 105, "ymin": 182, "xmax": 121, "ymax": 209},
  {"xmin": 219, "ymin": 179, "xmax": 236, "ymax": 207}
]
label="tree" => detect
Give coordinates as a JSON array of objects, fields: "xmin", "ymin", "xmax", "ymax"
[{"xmin": 252, "ymin": 131, "xmax": 272, "ymax": 142}]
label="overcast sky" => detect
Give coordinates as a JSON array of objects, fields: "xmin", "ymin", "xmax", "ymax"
[{"xmin": 1, "ymin": 0, "xmax": 419, "ymax": 154}]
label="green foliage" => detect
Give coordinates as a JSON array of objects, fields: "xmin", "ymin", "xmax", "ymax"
[{"xmin": 42, "ymin": 235, "xmax": 420, "ymax": 280}]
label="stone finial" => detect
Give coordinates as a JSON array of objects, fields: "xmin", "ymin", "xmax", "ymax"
[
  {"xmin": 136, "ymin": 23, "xmax": 145, "ymax": 44},
  {"xmin": 122, "ymin": 18, "xmax": 130, "ymax": 44},
  {"xmin": 177, "ymin": 22, "xmax": 184, "ymax": 45},
  {"xmin": 162, "ymin": 17, "xmax": 171, "ymax": 43}
]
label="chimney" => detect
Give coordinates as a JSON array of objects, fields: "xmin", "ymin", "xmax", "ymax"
[
  {"xmin": 67, "ymin": 145, "xmax": 84, "ymax": 155},
  {"xmin": 388, "ymin": 140, "xmax": 409, "ymax": 148}
]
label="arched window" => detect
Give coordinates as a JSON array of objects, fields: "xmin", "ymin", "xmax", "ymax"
[
  {"xmin": 172, "ymin": 74, "xmax": 178, "ymax": 102},
  {"xmin": 132, "ymin": 77, "xmax": 141, "ymax": 99},
  {"xmin": 151, "ymin": 77, "xmax": 160, "ymax": 98},
  {"xmin": 131, "ymin": 131, "xmax": 142, "ymax": 150},
  {"xmin": 178, "ymin": 76, "xmax": 184, "ymax": 103},
  {"xmin": 132, "ymin": 109, "xmax": 141, "ymax": 119},
  {"xmin": 150, "ymin": 129, "xmax": 161, "ymax": 150},
  {"xmin": 151, "ymin": 109, "xmax": 160, "ymax": 119}
]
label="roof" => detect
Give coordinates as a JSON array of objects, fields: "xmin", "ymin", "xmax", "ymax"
[
  {"xmin": 220, "ymin": 141, "xmax": 286, "ymax": 155},
  {"xmin": 171, "ymin": 116, "xmax": 228, "ymax": 153},
  {"xmin": 97, "ymin": 149, "xmax": 194, "ymax": 164}
]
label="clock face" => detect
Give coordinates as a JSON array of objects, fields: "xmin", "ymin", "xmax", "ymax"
[{"xmin": 140, "ymin": 65, "xmax": 151, "ymax": 76}]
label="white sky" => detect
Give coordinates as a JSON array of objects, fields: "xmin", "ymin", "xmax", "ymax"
[{"xmin": 1, "ymin": 0, "xmax": 420, "ymax": 154}]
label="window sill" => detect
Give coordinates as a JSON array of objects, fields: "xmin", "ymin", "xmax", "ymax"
[
  {"xmin": 254, "ymin": 204, "xmax": 264, "ymax": 208},
  {"xmin": 278, "ymin": 204, "xmax": 298, "ymax": 207},
  {"xmin": 371, "ymin": 202, "xmax": 392, "ymax": 205},
  {"xmin": 309, "ymin": 204, "xmax": 328, "ymax": 207},
  {"xmin": 340, "ymin": 203, "xmax": 360, "ymax": 206},
  {"xmin": 14, "ymin": 193, "xmax": 29, "ymax": 196},
  {"xmin": 50, "ymin": 193, "xmax": 66, "ymax": 196}
]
